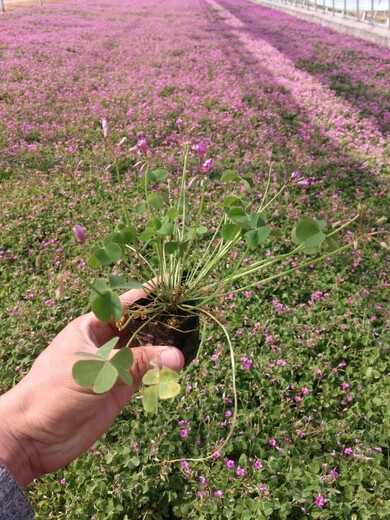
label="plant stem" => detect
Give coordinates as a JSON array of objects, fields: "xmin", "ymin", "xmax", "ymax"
[
  {"xmin": 326, "ymin": 212, "xmax": 360, "ymax": 238},
  {"xmin": 125, "ymin": 245, "xmax": 157, "ymax": 279},
  {"xmin": 162, "ymin": 306, "xmax": 238, "ymax": 464},
  {"xmin": 177, "ymin": 143, "xmax": 190, "ymax": 242},
  {"xmin": 219, "ymin": 242, "xmax": 354, "ymax": 297},
  {"xmin": 104, "ymin": 136, "xmax": 129, "ymax": 225},
  {"xmin": 259, "ymin": 183, "xmax": 287, "ymax": 214}
]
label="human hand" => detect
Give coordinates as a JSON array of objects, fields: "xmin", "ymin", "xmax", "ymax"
[{"xmin": 0, "ymin": 286, "xmax": 184, "ymax": 487}]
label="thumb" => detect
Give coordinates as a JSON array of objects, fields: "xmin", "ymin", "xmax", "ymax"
[{"xmin": 130, "ymin": 346, "xmax": 185, "ymax": 385}]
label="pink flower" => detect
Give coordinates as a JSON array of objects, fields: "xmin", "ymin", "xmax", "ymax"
[
  {"xmin": 179, "ymin": 429, "xmax": 189, "ymax": 438},
  {"xmin": 214, "ymin": 490, "xmax": 223, "ymax": 497},
  {"xmin": 137, "ymin": 137, "xmax": 147, "ymax": 154},
  {"xmin": 269, "ymin": 438, "xmax": 277, "ymax": 446},
  {"xmin": 344, "ymin": 447, "xmax": 353, "ymax": 455},
  {"xmin": 226, "ymin": 459, "xmax": 235, "ymax": 469},
  {"xmin": 301, "ymin": 387, "xmax": 310, "ymax": 394},
  {"xmin": 199, "ymin": 476, "xmax": 207, "ymax": 486},
  {"xmin": 236, "ymin": 466, "xmax": 245, "ymax": 477},
  {"xmin": 330, "ymin": 469, "xmax": 339, "ymax": 478},
  {"xmin": 60, "ymin": 478, "xmax": 66, "ymax": 485},
  {"xmin": 314, "ymin": 492, "xmax": 327, "ymax": 508},
  {"xmin": 181, "ymin": 461, "xmax": 190, "ymax": 472},
  {"xmin": 202, "ymin": 158, "xmax": 214, "ymax": 172},
  {"xmin": 254, "ymin": 460, "xmax": 263, "ymax": 469},
  {"xmin": 73, "ymin": 224, "xmax": 86, "ymax": 244},
  {"xmin": 193, "ymin": 141, "xmax": 207, "ymax": 161}
]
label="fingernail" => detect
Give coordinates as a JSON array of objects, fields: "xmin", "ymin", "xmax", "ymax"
[{"xmin": 159, "ymin": 348, "xmax": 184, "ymax": 371}]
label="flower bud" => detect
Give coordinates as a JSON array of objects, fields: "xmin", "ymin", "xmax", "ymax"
[
  {"xmin": 202, "ymin": 158, "xmax": 214, "ymax": 172},
  {"xmin": 137, "ymin": 137, "xmax": 147, "ymax": 154},
  {"xmin": 101, "ymin": 118, "xmax": 109, "ymax": 138},
  {"xmin": 193, "ymin": 141, "xmax": 207, "ymax": 162},
  {"xmin": 73, "ymin": 224, "xmax": 86, "ymax": 244}
]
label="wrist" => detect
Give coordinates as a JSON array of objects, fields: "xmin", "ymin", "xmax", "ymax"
[{"xmin": 0, "ymin": 384, "xmax": 37, "ymax": 487}]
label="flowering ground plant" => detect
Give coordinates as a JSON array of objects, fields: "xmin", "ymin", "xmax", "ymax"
[{"xmin": 70, "ymin": 121, "xmax": 374, "ymax": 443}]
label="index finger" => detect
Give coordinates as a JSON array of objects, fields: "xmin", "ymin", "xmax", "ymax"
[{"xmin": 119, "ymin": 278, "xmax": 158, "ymax": 310}]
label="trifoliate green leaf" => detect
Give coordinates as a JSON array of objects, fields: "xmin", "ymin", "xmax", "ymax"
[
  {"xmin": 96, "ymin": 336, "xmax": 120, "ymax": 359},
  {"xmin": 94, "ymin": 243, "xmax": 123, "ymax": 265},
  {"xmin": 143, "ymin": 386, "xmax": 159, "ymax": 413},
  {"xmin": 92, "ymin": 362, "xmax": 118, "ymax": 393},
  {"xmin": 142, "ymin": 367, "xmax": 160, "ymax": 385},
  {"xmin": 158, "ymin": 381, "xmax": 181, "ymax": 400},
  {"xmin": 91, "ymin": 290, "xmax": 123, "ymax": 323},
  {"xmin": 72, "ymin": 360, "xmax": 106, "ymax": 388}
]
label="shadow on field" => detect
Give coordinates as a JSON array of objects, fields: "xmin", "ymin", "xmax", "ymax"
[
  {"xmin": 202, "ymin": 0, "xmax": 387, "ymax": 205},
  {"xmin": 213, "ymin": 0, "xmax": 390, "ymax": 134}
]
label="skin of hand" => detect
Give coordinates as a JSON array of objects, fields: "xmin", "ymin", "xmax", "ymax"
[{"xmin": 0, "ymin": 286, "xmax": 184, "ymax": 488}]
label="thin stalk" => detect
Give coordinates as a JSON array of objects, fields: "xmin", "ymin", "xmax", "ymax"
[
  {"xmin": 202, "ymin": 215, "xmax": 360, "ymax": 295},
  {"xmin": 163, "ymin": 306, "xmax": 238, "ymax": 464},
  {"xmin": 103, "ymin": 135, "xmax": 129, "ymax": 225},
  {"xmin": 258, "ymin": 183, "xmax": 287, "ymax": 214},
  {"xmin": 143, "ymin": 163, "xmax": 153, "ymax": 221},
  {"xmin": 220, "ymin": 244, "xmax": 251, "ymax": 288},
  {"xmin": 125, "ymin": 245, "xmax": 157, "ymax": 278},
  {"xmin": 326, "ymin": 213, "xmax": 360, "ymax": 238},
  {"xmin": 218, "ymin": 242, "xmax": 354, "ymax": 297},
  {"xmin": 113, "ymin": 154, "xmax": 130, "ymax": 225},
  {"xmin": 189, "ymin": 231, "xmax": 242, "ymax": 288},
  {"xmin": 219, "ymin": 245, "xmax": 304, "ymax": 286},
  {"xmin": 185, "ymin": 213, "xmax": 227, "ymax": 288},
  {"xmin": 177, "ymin": 143, "xmax": 190, "ymax": 241},
  {"xmin": 258, "ymin": 163, "xmax": 273, "ymax": 212},
  {"xmin": 185, "ymin": 215, "xmax": 227, "ymax": 286},
  {"xmin": 182, "ymin": 176, "xmax": 206, "ymax": 263}
]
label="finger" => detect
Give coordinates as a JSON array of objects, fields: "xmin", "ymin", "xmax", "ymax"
[{"xmin": 119, "ymin": 278, "xmax": 159, "ymax": 309}]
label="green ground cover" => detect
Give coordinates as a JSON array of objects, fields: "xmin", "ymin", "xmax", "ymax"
[{"xmin": 0, "ymin": 0, "xmax": 389, "ymax": 518}]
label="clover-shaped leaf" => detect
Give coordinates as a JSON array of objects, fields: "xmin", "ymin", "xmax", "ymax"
[
  {"xmin": 220, "ymin": 195, "xmax": 243, "ymax": 209},
  {"xmin": 142, "ymin": 362, "xmax": 181, "ymax": 413},
  {"xmin": 107, "ymin": 274, "xmax": 143, "ymax": 291},
  {"xmin": 244, "ymin": 225, "xmax": 272, "ymax": 247},
  {"xmin": 221, "ymin": 223, "xmax": 240, "ymax": 241},
  {"xmin": 111, "ymin": 225, "xmax": 137, "ymax": 246},
  {"xmin": 143, "ymin": 386, "xmax": 159, "ymax": 413},
  {"xmin": 292, "ymin": 217, "xmax": 326, "ymax": 254},
  {"xmin": 140, "ymin": 229, "xmax": 155, "ymax": 242},
  {"xmin": 221, "ymin": 170, "xmax": 240, "ymax": 182},
  {"xmin": 72, "ymin": 337, "xmax": 134, "ymax": 394},
  {"xmin": 91, "ymin": 289, "xmax": 122, "ymax": 323},
  {"xmin": 94, "ymin": 243, "xmax": 123, "ymax": 266},
  {"xmin": 110, "ymin": 347, "xmax": 134, "ymax": 385},
  {"xmin": 165, "ymin": 241, "xmax": 180, "ymax": 254}
]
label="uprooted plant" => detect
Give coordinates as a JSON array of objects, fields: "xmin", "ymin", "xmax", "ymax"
[{"xmin": 66, "ymin": 120, "xmax": 385, "ymax": 458}]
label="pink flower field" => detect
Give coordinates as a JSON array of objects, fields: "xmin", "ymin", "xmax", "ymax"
[{"xmin": 0, "ymin": 0, "xmax": 389, "ymax": 518}]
